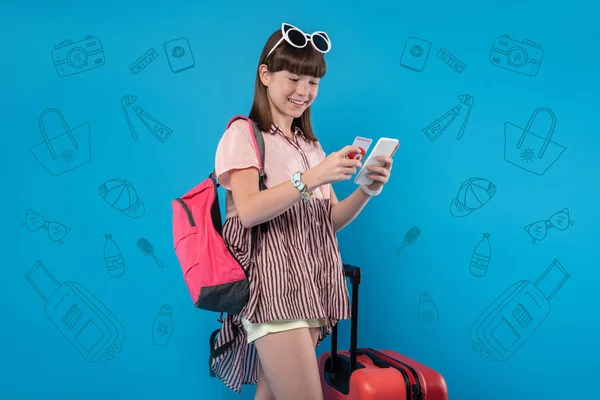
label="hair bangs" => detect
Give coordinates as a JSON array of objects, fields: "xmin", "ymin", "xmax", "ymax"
[{"xmin": 268, "ymin": 42, "xmax": 327, "ymax": 78}]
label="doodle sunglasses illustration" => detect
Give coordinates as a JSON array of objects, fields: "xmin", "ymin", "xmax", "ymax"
[
  {"xmin": 22, "ymin": 209, "xmax": 70, "ymax": 244},
  {"xmin": 525, "ymin": 208, "xmax": 574, "ymax": 243},
  {"xmin": 266, "ymin": 23, "xmax": 331, "ymax": 58}
]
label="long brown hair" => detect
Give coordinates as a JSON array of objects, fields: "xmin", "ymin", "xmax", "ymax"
[{"xmin": 248, "ymin": 27, "xmax": 328, "ymax": 142}]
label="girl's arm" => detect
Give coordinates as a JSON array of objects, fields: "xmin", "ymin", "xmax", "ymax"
[
  {"xmin": 229, "ymin": 167, "xmax": 321, "ymax": 229},
  {"xmin": 329, "ymin": 186, "xmax": 372, "ymax": 232}
]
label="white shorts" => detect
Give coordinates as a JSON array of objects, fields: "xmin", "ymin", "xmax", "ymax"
[{"xmin": 241, "ymin": 314, "xmax": 326, "ymax": 344}]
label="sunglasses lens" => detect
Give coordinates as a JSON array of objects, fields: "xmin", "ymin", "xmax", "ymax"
[
  {"xmin": 48, "ymin": 222, "xmax": 70, "ymax": 242},
  {"xmin": 287, "ymin": 28, "xmax": 307, "ymax": 47},
  {"xmin": 312, "ymin": 33, "xmax": 329, "ymax": 52}
]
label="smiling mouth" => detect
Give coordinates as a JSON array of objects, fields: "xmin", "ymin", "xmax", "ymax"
[{"xmin": 288, "ymin": 99, "xmax": 306, "ymax": 106}]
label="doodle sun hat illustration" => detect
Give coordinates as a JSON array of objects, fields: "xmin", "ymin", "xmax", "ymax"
[
  {"xmin": 98, "ymin": 178, "xmax": 145, "ymax": 218},
  {"xmin": 450, "ymin": 177, "xmax": 497, "ymax": 217}
]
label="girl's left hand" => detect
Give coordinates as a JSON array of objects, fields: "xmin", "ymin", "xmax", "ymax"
[{"xmin": 365, "ymin": 156, "xmax": 393, "ymax": 191}]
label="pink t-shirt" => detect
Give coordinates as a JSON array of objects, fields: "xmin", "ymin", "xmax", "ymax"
[{"xmin": 214, "ymin": 118, "xmax": 331, "ymax": 219}]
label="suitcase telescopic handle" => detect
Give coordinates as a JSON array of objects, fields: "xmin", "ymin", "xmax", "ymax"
[{"xmin": 331, "ymin": 264, "xmax": 361, "ymax": 373}]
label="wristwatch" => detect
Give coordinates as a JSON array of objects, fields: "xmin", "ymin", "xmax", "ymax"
[{"xmin": 291, "ymin": 171, "xmax": 312, "ymax": 202}]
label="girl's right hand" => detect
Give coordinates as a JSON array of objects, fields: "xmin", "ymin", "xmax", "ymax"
[{"xmin": 307, "ymin": 145, "xmax": 364, "ymax": 187}]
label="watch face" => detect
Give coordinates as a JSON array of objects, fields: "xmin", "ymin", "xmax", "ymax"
[{"xmin": 292, "ymin": 172, "xmax": 302, "ymax": 186}]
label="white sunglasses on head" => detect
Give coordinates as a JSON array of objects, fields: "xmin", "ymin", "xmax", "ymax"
[{"xmin": 267, "ymin": 23, "xmax": 331, "ymax": 58}]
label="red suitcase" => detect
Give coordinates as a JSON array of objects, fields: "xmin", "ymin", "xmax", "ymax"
[{"xmin": 318, "ymin": 264, "xmax": 449, "ymax": 399}]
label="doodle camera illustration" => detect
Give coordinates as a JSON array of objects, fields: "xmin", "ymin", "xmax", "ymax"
[
  {"xmin": 52, "ymin": 35, "xmax": 105, "ymax": 77},
  {"xmin": 164, "ymin": 38, "xmax": 195, "ymax": 73},
  {"xmin": 137, "ymin": 237, "xmax": 164, "ymax": 268},
  {"xmin": 504, "ymin": 107, "xmax": 566, "ymax": 176},
  {"xmin": 418, "ymin": 292, "xmax": 439, "ymax": 333},
  {"xmin": 470, "ymin": 259, "xmax": 569, "ymax": 362},
  {"xmin": 22, "ymin": 209, "xmax": 70, "ymax": 244},
  {"xmin": 394, "ymin": 226, "xmax": 421, "ymax": 256},
  {"xmin": 98, "ymin": 178, "xmax": 145, "ymax": 218},
  {"xmin": 450, "ymin": 177, "xmax": 496, "ymax": 218},
  {"xmin": 400, "ymin": 37, "xmax": 431, "ymax": 72},
  {"xmin": 489, "ymin": 34, "xmax": 543, "ymax": 76},
  {"xmin": 436, "ymin": 47, "xmax": 466, "ymax": 74},
  {"xmin": 129, "ymin": 48, "xmax": 159, "ymax": 75},
  {"xmin": 104, "ymin": 234, "xmax": 125, "ymax": 278},
  {"xmin": 29, "ymin": 108, "xmax": 91, "ymax": 176},
  {"xmin": 121, "ymin": 95, "xmax": 173, "ymax": 143},
  {"xmin": 423, "ymin": 94, "xmax": 474, "ymax": 142},
  {"xmin": 26, "ymin": 260, "xmax": 126, "ymax": 363},
  {"xmin": 470, "ymin": 233, "xmax": 491, "ymax": 278},
  {"xmin": 525, "ymin": 208, "xmax": 574, "ymax": 243},
  {"xmin": 153, "ymin": 304, "xmax": 173, "ymax": 346}
]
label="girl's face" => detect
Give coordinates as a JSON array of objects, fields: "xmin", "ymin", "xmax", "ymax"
[{"xmin": 260, "ymin": 67, "xmax": 320, "ymax": 121}]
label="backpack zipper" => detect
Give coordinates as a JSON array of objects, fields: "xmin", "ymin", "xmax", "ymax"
[{"xmin": 174, "ymin": 198, "xmax": 195, "ymax": 226}]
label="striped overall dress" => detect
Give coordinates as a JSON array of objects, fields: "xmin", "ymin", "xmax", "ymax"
[{"xmin": 210, "ymin": 119, "xmax": 352, "ymax": 393}]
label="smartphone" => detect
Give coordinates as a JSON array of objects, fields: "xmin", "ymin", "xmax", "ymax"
[
  {"xmin": 354, "ymin": 137, "xmax": 400, "ymax": 185},
  {"xmin": 346, "ymin": 136, "xmax": 373, "ymax": 161}
]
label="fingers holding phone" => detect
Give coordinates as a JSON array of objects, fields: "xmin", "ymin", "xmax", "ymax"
[
  {"xmin": 311, "ymin": 145, "xmax": 363, "ymax": 185},
  {"xmin": 354, "ymin": 137, "xmax": 399, "ymax": 187}
]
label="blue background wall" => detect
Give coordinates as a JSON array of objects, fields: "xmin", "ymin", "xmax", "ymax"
[{"xmin": 3, "ymin": 0, "xmax": 598, "ymax": 399}]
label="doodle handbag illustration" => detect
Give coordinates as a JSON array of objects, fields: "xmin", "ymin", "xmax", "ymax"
[
  {"xmin": 504, "ymin": 107, "xmax": 566, "ymax": 176},
  {"xmin": 469, "ymin": 259, "xmax": 570, "ymax": 362},
  {"xmin": 29, "ymin": 108, "xmax": 91, "ymax": 176}
]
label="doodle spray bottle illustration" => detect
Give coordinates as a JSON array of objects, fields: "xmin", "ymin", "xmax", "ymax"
[
  {"xmin": 470, "ymin": 233, "xmax": 491, "ymax": 277},
  {"xmin": 104, "ymin": 234, "xmax": 125, "ymax": 278},
  {"xmin": 153, "ymin": 304, "xmax": 173, "ymax": 346},
  {"xmin": 470, "ymin": 259, "xmax": 570, "ymax": 362},
  {"xmin": 418, "ymin": 292, "xmax": 439, "ymax": 333}
]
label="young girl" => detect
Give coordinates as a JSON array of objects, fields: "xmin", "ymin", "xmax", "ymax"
[{"xmin": 211, "ymin": 23, "xmax": 393, "ymax": 399}]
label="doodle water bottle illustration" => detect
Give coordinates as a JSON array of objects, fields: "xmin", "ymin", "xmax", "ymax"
[
  {"xmin": 104, "ymin": 234, "xmax": 125, "ymax": 278},
  {"xmin": 470, "ymin": 233, "xmax": 491, "ymax": 277},
  {"xmin": 418, "ymin": 292, "xmax": 439, "ymax": 333},
  {"xmin": 153, "ymin": 304, "xmax": 173, "ymax": 346},
  {"xmin": 25, "ymin": 260, "xmax": 125, "ymax": 363},
  {"xmin": 470, "ymin": 259, "xmax": 570, "ymax": 362}
]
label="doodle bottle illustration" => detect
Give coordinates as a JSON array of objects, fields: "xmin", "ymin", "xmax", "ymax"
[
  {"xmin": 470, "ymin": 259, "xmax": 569, "ymax": 362},
  {"xmin": 418, "ymin": 292, "xmax": 439, "ymax": 333},
  {"xmin": 153, "ymin": 304, "xmax": 173, "ymax": 346},
  {"xmin": 25, "ymin": 260, "xmax": 125, "ymax": 363},
  {"xmin": 470, "ymin": 233, "xmax": 491, "ymax": 277},
  {"xmin": 104, "ymin": 234, "xmax": 125, "ymax": 278}
]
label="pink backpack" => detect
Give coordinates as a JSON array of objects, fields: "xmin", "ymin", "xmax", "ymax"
[{"xmin": 171, "ymin": 115, "xmax": 268, "ymax": 316}]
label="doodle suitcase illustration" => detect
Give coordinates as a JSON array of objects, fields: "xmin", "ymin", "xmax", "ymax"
[
  {"xmin": 318, "ymin": 264, "xmax": 448, "ymax": 399},
  {"xmin": 469, "ymin": 258, "xmax": 570, "ymax": 362},
  {"xmin": 26, "ymin": 260, "xmax": 125, "ymax": 363}
]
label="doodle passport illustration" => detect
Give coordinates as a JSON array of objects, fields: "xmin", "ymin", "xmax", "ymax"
[
  {"xmin": 470, "ymin": 259, "xmax": 570, "ymax": 362},
  {"xmin": 29, "ymin": 108, "xmax": 91, "ymax": 176},
  {"xmin": 504, "ymin": 107, "xmax": 566, "ymax": 176},
  {"xmin": 25, "ymin": 260, "xmax": 125, "ymax": 363}
]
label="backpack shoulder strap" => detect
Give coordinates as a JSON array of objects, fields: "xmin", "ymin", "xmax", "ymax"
[
  {"xmin": 224, "ymin": 116, "xmax": 269, "ymax": 240},
  {"xmin": 226, "ymin": 115, "xmax": 266, "ymax": 176},
  {"xmin": 250, "ymin": 120, "xmax": 266, "ymax": 177}
]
